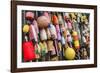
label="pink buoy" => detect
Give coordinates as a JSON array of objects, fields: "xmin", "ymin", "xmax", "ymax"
[
  {"xmin": 37, "ymin": 16, "xmax": 50, "ymax": 29},
  {"xmin": 29, "ymin": 25, "xmax": 38, "ymax": 42},
  {"xmin": 32, "ymin": 20, "xmax": 39, "ymax": 35},
  {"xmin": 67, "ymin": 21, "xmax": 72, "ymax": 30},
  {"xmin": 25, "ymin": 12, "xmax": 34, "ymax": 20},
  {"xmin": 55, "ymin": 25, "xmax": 61, "ymax": 41},
  {"xmin": 43, "ymin": 12, "xmax": 50, "ymax": 20}
]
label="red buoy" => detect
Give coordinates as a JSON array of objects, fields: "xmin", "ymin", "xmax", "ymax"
[{"xmin": 22, "ymin": 41, "xmax": 36, "ymax": 62}]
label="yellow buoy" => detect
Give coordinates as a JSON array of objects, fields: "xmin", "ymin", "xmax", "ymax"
[
  {"xmin": 64, "ymin": 47, "xmax": 76, "ymax": 60},
  {"xmin": 72, "ymin": 30, "xmax": 78, "ymax": 36},
  {"xmin": 70, "ymin": 13, "xmax": 76, "ymax": 19},
  {"xmin": 23, "ymin": 24, "xmax": 29, "ymax": 33},
  {"xmin": 74, "ymin": 40, "xmax": 80, "ymax": 48}
]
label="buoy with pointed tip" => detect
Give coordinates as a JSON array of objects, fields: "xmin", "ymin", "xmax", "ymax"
[{"xmin": 52, "ymin": 15, "xmax": 59, "ymax": 25}]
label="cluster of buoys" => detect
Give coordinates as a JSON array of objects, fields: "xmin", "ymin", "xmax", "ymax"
[{"xmin": 22, "ymin": 11, "xmax": 90, "ymax": 62}]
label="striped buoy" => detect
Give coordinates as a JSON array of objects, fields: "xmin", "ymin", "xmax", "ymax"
[
  {"xmin": 72, "ymin": 30, "xmax": 80, "ymax": 49},
  {"xmin": 29, "ymin": 25, "xmax": 38, "ymax": 42}
]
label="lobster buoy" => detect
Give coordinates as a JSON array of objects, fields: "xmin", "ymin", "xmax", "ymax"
[
  {"xmin": 55, "ymin": 25, "xmax": 61, "ymax": 41},
  {"xmin": 29, "ymin": 24, "xmax": 38, "ymax": 42},
  {"xmin": 40, "ymin": 29, "xmax": 47, "ymax": 41},
  {"xmin": 23, "ymin": 24, "xmax": 29, "ymax": 33},
  {"xmin": 70, "ymin": 13, "xmax": 76, "ymax": 20},
  {"xmin": 58, "ymin": 42, "xmax": 62, "ymax": 51},
  {"xmin": 43, "ymin": 12, "xmax": 50, "ymax": 21},
  {"xmin": 67, "ymin": 21, "xmax": 72, "ymax": 30},
  {"xmin": 61, "ymin": 24, "xmax": 67, "ymax": 39},
  {"xmin": 81, "ymin": 48, "xmax": 88, "ymax": 59},
  {"xmin": 72, "ymin": 30, "xmax": 80, "ymax": 49},
  {"xmin": 39, "ymin": 42, "xmax": 47, "ymax": 57},
  {"xmin": 37, "ymin": 16, "xmax": 50, "ymax": 28},
  {"xmin": 81, "ymin": 15, "xmax": 87, "ymax": 22},
  {"xmin": 25, "ymin": 12, "xmax": 34, "ymax": 20},
  {"xmin": 67, "ymin": 30, "xmax": 72, "ymax": 42},
  {"xmin": 64, "ymin": 14, "xmax": 72, "ymax": 30},
  {"xmin": 47, "ymin": 40, "xmax": 56, "ymax": 55},
  {"xmin": 77, "ymin": 13, "xmax": 82, "ymax": 23},
  {"xmin": 46, "ymin": 28, "xmax": 51, "ymax": 39},
  {"xmin": 64, "ymin": 13, "xmax": 70, "ymax": 19},
  {"xmin": 32, "ymin": 20, "xmax": 39, "ymax": 35},
  {"xmin": 61, "ymin": 36, "xmax": 65, "ymax": 45},
  {"xmin": 42, "ymin": 41, "xmax": 48, "ymax": 54},
  {"xmin": 48, "ymin": 24, "xmax": 57, "ymax": 39},
  {"xmin": 22, "ymin": 41, "xmax": 36, "ymax": 61},
  {"xmin": 58, "ymin": 14, "xmax": 64, "ymax": 25},
  {"xmin": 35, "ymin": 43, "xmax": 41, "ymax": 59},
  {"xmin": 64, "ymin": 47, "xmax": 76, "ymax": 60},
  {"xmin": 52, "ymin": 15, "xmax": 59, "ymax": 25}
]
